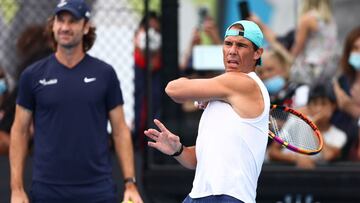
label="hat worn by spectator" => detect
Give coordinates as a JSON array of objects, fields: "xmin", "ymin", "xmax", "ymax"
[
  {"xmin": 54, "ymin": 0, "xmax": 91, "ymax": 20},
  {"xmin": 224, "ymin": 20, "xmax": 264, "ymax": 65}
]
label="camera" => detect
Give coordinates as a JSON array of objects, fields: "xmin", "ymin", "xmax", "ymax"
[{"xmin": 238, "ymin": 0, "xmax": 250, "ymax": 20}]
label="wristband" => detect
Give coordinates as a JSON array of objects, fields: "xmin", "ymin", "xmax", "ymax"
[
  {"xmin": 124, "ymin": 177, "xmax": 136, "ymax": 185},
  {"xmin": 171, "ymin": 144, "xmax": 184, "ymax": 157}
]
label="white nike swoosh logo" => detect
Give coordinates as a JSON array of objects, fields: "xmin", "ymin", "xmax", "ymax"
[
  {"xmin": 84, "ymin": 77, "xmax": 96, "ymax": 83},
  {"xmin": 57, "ymin": 1, "xmax": 67, "ymax": 8},
  {"xmin": 39, "ymin": 78, "xmax": 58, "ymax": 86}
]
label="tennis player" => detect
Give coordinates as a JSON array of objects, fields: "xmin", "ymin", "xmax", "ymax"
[
  {"xmin": 145, "ymin": 20, "xmax": 270, "ymax": 203},
  {"xmin": 9, "ymin": 0, "xmax": 142, "ymax": 202}
]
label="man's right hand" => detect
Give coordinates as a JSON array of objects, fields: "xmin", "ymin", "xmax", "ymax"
[
  {"xmin": 11, "ymin": 189, "xmax": 29, "ymax": 203},
  {"xmin": 144, "ymin": 119, "xmax": 182, "ymax": 156}
]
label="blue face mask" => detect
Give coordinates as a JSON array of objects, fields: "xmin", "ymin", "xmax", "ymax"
[
  {"xmin": 349, "ymin": 52, "xmax": 360, "ymax": 70},
  {"xmin": 264, "ymin": 75, "xmax": 286, "ymax": 95},
  {"xmin": 0, "ymin": 79, "xmax": 7, "ymax": 95}
]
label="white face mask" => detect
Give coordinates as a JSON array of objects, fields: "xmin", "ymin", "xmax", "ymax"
[
  {"xmin": 138, "ymin": 28, "xmax": 161, "ymax": 51},
  {"xmin": 0, "ymin": 79, "xmax": 7, "ymax": 95},
  {"xmin": 264, "ymin": 75, "xmax": 286, "ymax": 95},
  {"xmin": 349, "ymin": 52, "xmax": 360, "ymax": 70}
]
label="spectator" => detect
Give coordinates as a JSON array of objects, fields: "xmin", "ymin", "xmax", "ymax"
[
  {"xmin": 332, "ymin": 26, "xmax": 360, "ymax": 118},
  {"xmin": 0, "ymin": 66, "xmax": 10, "ymax": 155},
  {"xmin": 133, "ymin": 11, "xmax": 162, "ymax": 150},
  {"xmin": 0, "ymin": 24, "xmax": 52, "ymax": 156},
  {"xmin": 332, "ymin": 26, "xmax": 360, "ymax": 161},
  {"xmin": 258, "ymin": 46, "xmax": 309, "ymax": 108},
  {"xmin": 268, "ymin": 83, "xmax": 347, "ymax": 169},
  {"xmin": 250, "ymin": 0, "xmax": 339, "ymax": 86},
  {"xmin": 179, "ymin": 10, "xmax": 222, "ymax": 74}
]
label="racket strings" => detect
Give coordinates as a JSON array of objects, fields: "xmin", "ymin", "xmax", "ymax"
[{"xmin": 270, "ymin": 108, "xmax": 320, "ymax": 151}]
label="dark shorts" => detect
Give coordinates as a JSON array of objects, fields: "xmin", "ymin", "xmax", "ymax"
[
  {"xmin": 30, "ymin": 178, "xmax": 117, "ymax": 203},
  {"xmin": 182, "ymin": 195, "xmax": 245, "ymax": 203}
]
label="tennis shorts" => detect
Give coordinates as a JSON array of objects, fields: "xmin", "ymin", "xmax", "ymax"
[
  {"xmin": 182, "ymin": 195, "xmax": 245, "ymax": 203},
  {"xmin": 30, "ymin": 178, "xmax": 117, "ymax": 203}
]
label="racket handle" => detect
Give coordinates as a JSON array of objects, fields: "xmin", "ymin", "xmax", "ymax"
[{"xmin": 194, "ymin": 101, "xmax": 207, "ymax": 109}]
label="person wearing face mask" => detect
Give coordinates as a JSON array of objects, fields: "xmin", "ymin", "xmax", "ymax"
[
  {"xmin": 349, "ymin": 51, "xmax": 360, "ymax": 69},
  {"xmin": 0, "ymin": 24, "xmax": 53, "ymax": 157},
  {"xmin": 0, "ymin": 66, "xmax": 10, "ymax": 155},
  {"xmin": 250, "ymin": 0, "xmax": 339, "ymax": 86},
  {"xmin": 133, "ymin": 11, "xmax": 162, "ymax": 150},
  {"xmin": 259, "ymin": 47, "xmax": 309, "ymax": 108},
  {"xmin": 0, "ymin": 78, "xmax": 7, "ymax": 96},
  {"xmin": 0, "ymin": 67, "xmax": 9, "ymax": 104},
  {"xmin": 331, "ymin": 26, "xmax": 360, "ymax": 161}
]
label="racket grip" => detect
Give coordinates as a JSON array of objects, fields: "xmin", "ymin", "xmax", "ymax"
[
  {"xmin": 194, "ymin": 101, "xmax": 199, "ymax": 107},
  {"xmin": 194, "ymin": 101, "xmax": 207, "ymax": 109}
]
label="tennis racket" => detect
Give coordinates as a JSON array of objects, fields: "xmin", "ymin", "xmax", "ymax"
[{"xmin": 269, "ymin": 105, "xmax": 323, "ymax": 155}]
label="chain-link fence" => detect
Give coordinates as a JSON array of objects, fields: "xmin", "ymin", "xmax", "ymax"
[
  {"xmin": 89, "ymin": 0, "xmax": 144, "ymax": 126},
  {"xmin": 0, "ymin": 0, "xmax": 150, "ymax": 127}
]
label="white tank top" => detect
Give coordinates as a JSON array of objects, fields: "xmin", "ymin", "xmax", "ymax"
[{"xmin": 189, "ymin": 72, "xmax": 270, "ymax": 203}]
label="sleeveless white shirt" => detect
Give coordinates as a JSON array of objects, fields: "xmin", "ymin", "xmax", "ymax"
[{"xmin": 189, "ymin": 72, "xmax": 270, "ymax": 203}]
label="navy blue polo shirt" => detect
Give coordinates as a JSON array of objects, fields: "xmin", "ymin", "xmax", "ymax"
[{"xmin": 17, "ymin": 54, "xmax": 124, "ymax": 184}]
